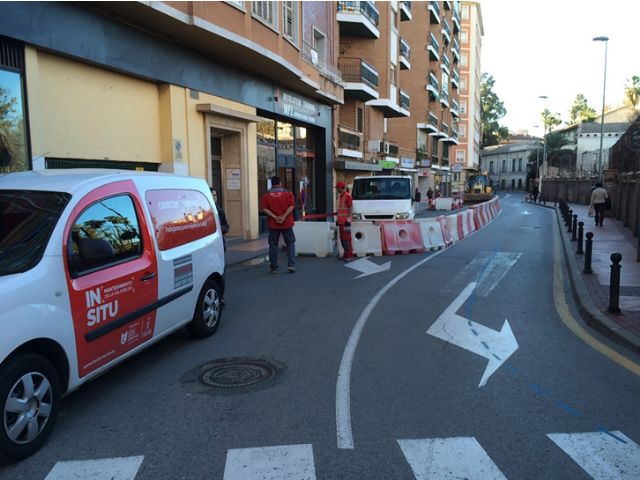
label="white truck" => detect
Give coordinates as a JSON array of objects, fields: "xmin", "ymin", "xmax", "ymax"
[{"xmin": 350, "ymin": 175, "xmax": 415, "ymax": 221}]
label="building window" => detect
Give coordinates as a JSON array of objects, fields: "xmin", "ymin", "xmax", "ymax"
[
  {"xmin": 460, "ymin": 76, "xmax": 467, "ymax": 91},
  {"xmin": 462, "ymin": 5, "xmax": 470, "ymax": 20},
  {"xmin": 461, "ymin": 29, "xmax": 469, "ymax": 44},
  {"xmin": 456, "ymin": 150, "xmax": 465, "ymax": 163},
  {"xmin": 459, "ymin": 124, "xmax": 466, "ymax": 138},
  {"xmin": 461, "ymin": 53, "xmax": 468, "ymax": 67},
  {"xmin": 252, "ymin": 1, "xmax": 277, "ymax": 28},
  {"xmin": 489, "ymin": 160, "xmax": 494, "ymax": 174},
  {"xmin": 518, "ymin": 158, "xmax": 523, "ymax": 171},
  {"xmin": 313, "ymin": 28, "xmax": 326, "ymax": 64},
  {"xmin": 460, "ymin": 100, "xmax": 467, "ymax": 114},
  {"xmin": 501, "ymin": 159, "xmax": 506, "ymax": 173},
  {"xmin": 0, "ymin": 38, "xmax": 28, "ymax": 173},
  {"xmin": 511, "ymin": 158, "xmax": 516, "ymax": 172},
  {"xmin": 225, "ymin": 0, "xmax": 245, "ymax": 9},
  {"xmin": 356, "ymin": 107, "xmax": 364, "ymax": 133},
  {"xmin": 390, "ymin": 64, "xmax": 397, "ymax": 86},
  {"xmin": 282, "ymin": 1, "xmax": 298, "ymax": 44}
]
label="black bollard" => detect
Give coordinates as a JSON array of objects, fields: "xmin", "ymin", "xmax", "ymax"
[
  {"xmin": 584, "ymin": 232, "xmax": 594, "ymax": 274},
  {"xmin": 577, "ymin": 221, "xmax": 584, "ymax": 255},
  {"xmin": 608, "ymin": 253, "xmax": 622, "ymax": 314},
  {"xmin": 571, "ymin": 215, "xmax": 578, "ymax": 241},
  {"xmin": 567, "ymin": 209, "xmax": 573, "ymax": 232}
]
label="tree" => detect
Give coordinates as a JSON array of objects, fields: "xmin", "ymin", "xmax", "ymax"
[
  {"xmin": 568, "ymin": 93, "xmax": 596, "ymax": 124},
  {"xmin": 480, "ymin": 73, "xmax": 509, "ymax": 147},
  {"xmin": 625, "ymin": 75, "xmax": 640, "ymax": 110},
  {"xmin": 541, "ymin": 108, "xmax": 562, "ymax": 132}
]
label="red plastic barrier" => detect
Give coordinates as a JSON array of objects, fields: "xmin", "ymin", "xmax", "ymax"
[
  {"xmin": 379, "ymin": 221, "xmax": 426, "ymax": 255},
  {"xmin": 436, "ymin": 215, "xmax": 455, "ymax": 246}
]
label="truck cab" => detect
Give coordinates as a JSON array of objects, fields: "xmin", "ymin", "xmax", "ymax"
[{"xmin": 350, "ymin": 175, "xmax": 415, "ymax": 221}]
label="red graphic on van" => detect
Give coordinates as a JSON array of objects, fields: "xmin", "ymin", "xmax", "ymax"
[{"xmin": 146, "ymin": 189, "xmax": 216, "ymax": 251}]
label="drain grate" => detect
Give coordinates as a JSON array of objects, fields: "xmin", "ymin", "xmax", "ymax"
[{"xmin": 199, "ymin": 358, "xmax": 276, "ymax": 388}]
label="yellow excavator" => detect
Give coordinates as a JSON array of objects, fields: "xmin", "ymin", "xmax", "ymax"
[{"xmin": 464, "ymin": 173, "xmax": 493, "ymax": 203}]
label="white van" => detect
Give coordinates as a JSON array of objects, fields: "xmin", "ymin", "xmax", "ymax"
[
  {"xmin": 0, "ymin": 169, "xmax": 226, "ymax": 462},
  {"xmin": 351, "ymin": 175, "xmax": 415, "ymax": 221}
]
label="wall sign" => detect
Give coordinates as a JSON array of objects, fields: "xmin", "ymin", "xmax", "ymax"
[
  {"xmin": 226, "ymin": 168, "xmax": 241, "ymax": 190},
  {"xmin": 275, "ymin": 89, "xmax": 320, "ymax": 124}
]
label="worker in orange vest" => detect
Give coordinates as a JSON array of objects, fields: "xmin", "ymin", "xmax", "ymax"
[{"xmin": 336, "ymin": 181, "xmax": 354, "ymax": 262}]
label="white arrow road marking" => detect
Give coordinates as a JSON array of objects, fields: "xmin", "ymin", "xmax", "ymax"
[
  {"xmin": 223, "ymin": 444, "xmax": 316, "ymax": 480},
  {"xmin": 427, "ymin": 282, "xmax": 519, "ymax": 387},
  {"xmin": 521, "ymin": 210, "xmax": 533, "ymax": 215},
  {"xmin": 548, "ymin": 431, "xmax": 640, "ymax": 479},
  {"xmin": 344, "ymin": 257, "xmax": 392, "ymax": 278},
  {"xmin": 398, "ymin": 437, "xmax": 508, "ymax": 480},
  {"xmin": 45, "ymin": 456, "xmax": 144, "ymax": 480}
]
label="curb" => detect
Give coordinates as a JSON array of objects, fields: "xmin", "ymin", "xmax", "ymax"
[{"xmin": 553, "ymin": 206, "xmax": 640, "ymax": 354}]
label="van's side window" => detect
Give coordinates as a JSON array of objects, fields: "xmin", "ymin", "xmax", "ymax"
[{"xmin": 68, "ymin": 195, "xmax": 142, "ymax": 275}]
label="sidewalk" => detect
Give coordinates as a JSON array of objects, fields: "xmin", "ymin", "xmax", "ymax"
[{"xmin": 553, "ymin": 200, "xmax": 640, "ymax": 353}]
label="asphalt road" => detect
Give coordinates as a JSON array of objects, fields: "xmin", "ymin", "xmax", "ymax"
[{"xmin": 2, "ymin": 193, "xmax": 640, "ymax": 479}]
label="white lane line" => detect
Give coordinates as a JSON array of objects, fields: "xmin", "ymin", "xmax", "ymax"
[
  {"xmin": 45, "ymin": 456, "xmax": 144, "ymax": 480},
  {"xmin": 223, "ymin": 444, "xmax": 316, "ymax": 480},
  {"xmin": 450, "ymin": 251, "xmax": 522, "ymax": 298},
  {"xmin": 336, "ymin": 249, "xmax": 446, "ymax": 449},
  {"xmin": 548, "ymin": 431, "xmax": 640, "ymax": 479},
  {"xmin": 398, "ymin": 437, "xmax": 507, "ymax": 480}
]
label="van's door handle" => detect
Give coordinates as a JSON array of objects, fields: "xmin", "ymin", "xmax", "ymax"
[{"xmin": 140, "ymin": 272, "xmax": 157, "ymax": 281}]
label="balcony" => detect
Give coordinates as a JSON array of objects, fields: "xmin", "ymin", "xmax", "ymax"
[
  {"xmin": 337, "ymin": 1, "xmax": 380, "ymax": 39},
  {"xmin": 337, "ymin": 125, "xmax": 364, "ymax": 159},
  {"xmin": 452, "ymin": 38, "xmax": 460, "ymax": 62},
  {"xmin": 442, "ymin": 19, "xmax": 452, "ymax": 45},
  {"xmin": 428, "ymin": 1, "xmax": 440, "ymax": 24},
  {"xmin": 419, "ymin": 111, "xmax": 439, "ymax": 133},
  {"xmin": 338, "ymin": 57, "xmax": 379, "ymax": 101},
  {"xmin": 440, "ymin": 89, "xmax": 449, "ymax": 108},
  {"xmin": 399, "ymin": 38, "xmax": 411, "ymax": 70},
  {"xmin": 400, "ymin": 1, "xmax": 412, "ymax": 21},
  {"xmin": 416, "ymin": 148, "xmax": 430, "ymax": 167},
  {"xmin": 450, "ymin": 98, "xmax": 459, "ymax": 118},
  {"xmin": 399, "ymin": 89, "xmax": 410, "ymax": 111},
  {"xmin": 427, "ymin": 32, "xmax": 440, "ymax": 61},
  {"xmin": 426, "ymin": 71, "xmax": 439, "ymax": 100},
  {"xmin": 451, "ymin": 68, "xmax": 459, "ymax": 89},
  {"xmin": 443, "ymin": 1, "xmax": 452, "ymax": 10},
  {"xmin": 441, "ymin": 54, "xmax": 450, "ymax": 74},
  {"xmin": 452, "ymin": 7, "xmax": 461, "ymax": 33}
]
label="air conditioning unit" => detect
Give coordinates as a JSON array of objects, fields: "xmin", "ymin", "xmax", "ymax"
[
  {"xmin": 368, "ymin": 140, "xmax": 381, "ymax": 152},
  {"xmin": 310, "ymin": 49, "xmax": 319, "ymax": 65},
  {"xmin": 380, "ymin": 141, "xmax": 390, "ymax": 154}
]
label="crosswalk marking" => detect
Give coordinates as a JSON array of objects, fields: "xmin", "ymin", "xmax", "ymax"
[
  {"xmin": 398, "ymin": 437, "xmax": 507, "ymax": 480},
  {"xmin": 548, "ymin": 431, "xmax": 640, "ymax": 479},
  {"xmin": 223, "ymin": 444, "xmax": 316, "ymax": 480},
  {"xmin": 44, "ymin": 455, "xmax": 144, "ymax": 480}
]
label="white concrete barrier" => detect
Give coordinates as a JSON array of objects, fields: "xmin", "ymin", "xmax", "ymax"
[
  {"xmin": 351, "ymin": 222, "xmax": 383, "ymax": 257},
  {"xmin": 293, "ymin": 221, "xmax": 335, "ymax": 257},
  {"xmin": 434, "ymin": 197, "xmax": 455, "ymax": 211},
  {"xmin": 417, "ymin": 218, "xmax": 448, "ymax": 250}
]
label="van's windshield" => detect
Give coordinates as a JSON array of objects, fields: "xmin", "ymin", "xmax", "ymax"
[
  {"xmin": 352, "ymin": 178, "xmax": 411, "ymax": 200},
  {"xmin": 0, "ymin": 190, "xmax": 71, "ymax": 276}
]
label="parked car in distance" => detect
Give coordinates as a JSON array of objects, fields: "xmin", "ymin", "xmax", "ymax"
[{"xmin": 0, "ymin": 169, "xmax": 226, "ymax": 463}]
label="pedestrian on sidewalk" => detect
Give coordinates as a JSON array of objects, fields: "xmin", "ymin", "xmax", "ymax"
[
  {"xmin": 336, "ymin": 181, "xmax": 354, "ymax": 262},
  {"xmin": 414, "ymin": 187, "xmax": 422, "ymax": 203},
  {"xmin": 427, "ymin": 187, "xmax": 434, "ymax": 209},
  {"xmin": 211, "ymin": 189, "xmax": 229, "ymax": 252},
  {"xmin": 261, "ymin": 176, "xmax": 296, "ymax": 273},
  {"xmin": 590, "ymin": 182, "xmax": 609, "ymax": 227}
]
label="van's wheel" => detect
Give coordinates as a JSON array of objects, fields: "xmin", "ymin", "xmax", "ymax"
[
  {"xmin": 187, "ymin": 279, "xmax": 223, "ymax": 338},
  {"xmin": 0, "ymin": 354, "xmax": 60, "ymax": 464}
]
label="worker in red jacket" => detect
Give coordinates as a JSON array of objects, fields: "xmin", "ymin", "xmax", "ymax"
[
  {"xmin": 261, "ymin": 176, "xmax": 296, "ymax": 273},
  {"xmin": 336, "ymin": 181, "xmax": 354, "ymax": 262}
]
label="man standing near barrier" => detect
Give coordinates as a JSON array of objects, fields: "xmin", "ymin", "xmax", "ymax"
[
  {"xmin": 261, "ymin": 176, "xmax": 296, "ymax": 273},
  {"xmin": 336, "ymin": 181, "xmax": 354, "ymax": 262}
]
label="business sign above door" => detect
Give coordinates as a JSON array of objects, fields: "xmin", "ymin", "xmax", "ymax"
[{"xmin": 274, "ymin": 89, "xmax": 320, "ymax": 124}]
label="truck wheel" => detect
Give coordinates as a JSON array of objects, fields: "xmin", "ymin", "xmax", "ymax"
[
  {"xmin": 187, "ymin": 279, "xmax": 223, "ymax": 338},
  {"xmin": 0, "ymin": 354, "xmax": 60, "ymax": 464}
]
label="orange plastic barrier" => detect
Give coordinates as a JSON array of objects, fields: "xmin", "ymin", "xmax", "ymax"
[{"xmin": 379, "ymin": 221, "xmax": 426, "ymax": 255}]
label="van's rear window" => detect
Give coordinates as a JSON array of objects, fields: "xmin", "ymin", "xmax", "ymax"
[{"xmin": 0, "ymin": 190, "xmax": 71, "ymax": 275}]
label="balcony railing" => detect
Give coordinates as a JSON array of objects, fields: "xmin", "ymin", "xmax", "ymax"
[
  {"xmin": 451, "ymin": 68, "xmax": 459, "ymax": 88},
  {"xmin": 453, "ymin": 8, "xmax": 461, "ymax": 32},
  {"xmin": 442, "ymin": 19, "xmax": 451, "ymax": 44},
  {"xmin": 400, "ymin": 38, "xmax": 410, "ymax": 60},
  {"xmin": 428, "ymin": 32, "xmax": 440, "ymax": 60},
  {"xmin": 440, "ymin": 90, "xmax": 449, "ymax": 106},
  {"xmin": 338, "ymin": 126, "xmax": 362, "ymax": 151},
  {"xmin": 416, "ymin": 148, "xmax": 430, "ymax": 166},
  {"xmin": 450, "ymin": 98, "xmax": 459, "ymax": 117},
  {"xmin": 338, "ymin": 57, "xmax": 379, "ymax": 89},
  {"xmin": 399, "ymin": 89, "xmax": 410, "ymax": 110},
  {"xmin": 301, "ymin": 40, "xmax": 343, "ymax": 84},
  {"xmin": 452, "ymin": 38, "xmax": 460, "ymax": 61},
  {"xmin": 441, "ymin": 54, "xmax": 450, "ymax": 72},
  {"xmin": 337, "ymin": 1, "xmax": 379, "ymax": 26},
  {"xmin": 428, "ymin": 1, "xmax": 440, "ymax": 23},
  {"xmin": 400, "ymin": 1, "xmax": 412, "ymax": 21},
  {"xmin": 429, "ymin": 111, "xmax": 438, "ymax": 129}
]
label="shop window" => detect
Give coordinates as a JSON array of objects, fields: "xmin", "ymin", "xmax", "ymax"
[
  {"xmin": 0, "ymin": 37, "xmax": 28, "ymax": 173},
  {"xmin": 257, "ymin": 119, "xmax": 277, "ymax": 209}
]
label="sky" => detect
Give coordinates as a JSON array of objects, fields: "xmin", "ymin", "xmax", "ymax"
[{"xmin": 479, "ymin": 0, "xmax": 640, "ymax": 137}]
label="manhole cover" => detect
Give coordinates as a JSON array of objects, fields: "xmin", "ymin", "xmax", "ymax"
[{"xmin": 199, "ymin": 358, "xmax": 276, "ymax": 388}]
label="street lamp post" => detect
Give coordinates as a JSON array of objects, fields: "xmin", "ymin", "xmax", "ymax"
[
  {"xmin": 538, "ymin": 95, "xmax": 549, "ymax": 197},
  {"xmin": 593, "ymin": 35, "xmax": 609, "ymax": 182}
]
